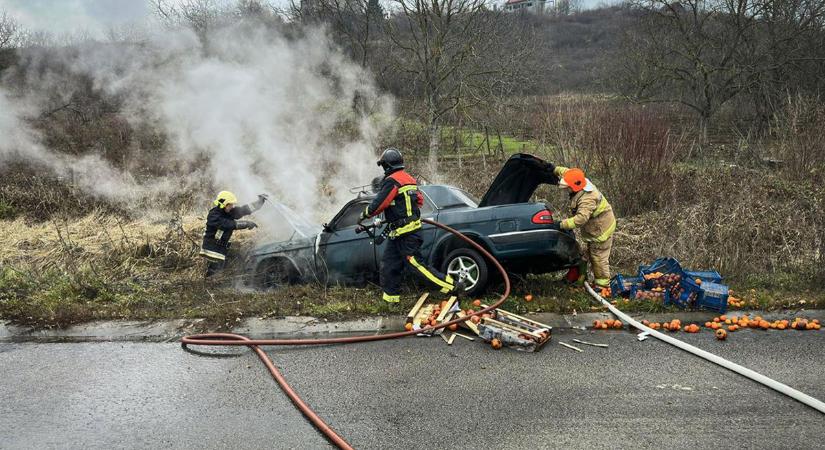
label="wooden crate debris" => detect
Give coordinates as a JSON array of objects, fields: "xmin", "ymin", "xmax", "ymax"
[
  {"xmin": 476, "ymin": 304, "xmax": 552, "ymax": 352},
  {"xmin": 406, "ymin": 294, "xmax": 458, "ymax": 336}
]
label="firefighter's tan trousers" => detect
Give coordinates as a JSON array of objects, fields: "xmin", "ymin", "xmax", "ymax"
[{"xmin": 584, "ymin": 235, "xmax": 613, "ymax": 288}]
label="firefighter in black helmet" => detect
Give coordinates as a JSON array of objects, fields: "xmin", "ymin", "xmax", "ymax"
[
  {"xmin": 361, "ymin": 148, "xmax": 466, "ymax": 302},
  {"xmin": 200, "ymin": 190, "xmax": 268, "ymax": 277}
]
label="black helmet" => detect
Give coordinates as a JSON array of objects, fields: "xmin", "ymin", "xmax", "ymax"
[{"xmin": 377, "ymin": 148, "xmax": 404, "ymax": 172}]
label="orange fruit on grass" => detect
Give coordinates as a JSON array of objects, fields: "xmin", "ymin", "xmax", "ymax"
[
  {"xmin": 524, "ymin": 294, "xmax": 534, "ymax": 302},
  {"xmin": 715, "ymin": 329, "xmax": 727, "ymax": 340},
  {"xmin": 472, "ymin": 299, "xmax": 482, "ymax": 307},
  {"xmin": 491, "ymin": 338, "xmax": 503, "ymax": 350}
]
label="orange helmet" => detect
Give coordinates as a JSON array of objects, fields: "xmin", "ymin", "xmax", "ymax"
[{"xmin": 559, "ymin": 168, "xmax": 587, "ymax": 192}]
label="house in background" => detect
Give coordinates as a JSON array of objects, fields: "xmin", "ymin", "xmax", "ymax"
[{"xmin": 503, "ymin": 0, "xmax": 554, "ymax": 14}]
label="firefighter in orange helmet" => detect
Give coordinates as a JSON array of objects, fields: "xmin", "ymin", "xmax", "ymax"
[{"xmin": 554, "ymin": 166, "xmax": 616, "ymax": 289}]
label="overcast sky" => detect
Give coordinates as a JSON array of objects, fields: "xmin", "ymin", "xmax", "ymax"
[{"xmin": 1, "ymin": 0, "xmax": 609, "ymax": 37}]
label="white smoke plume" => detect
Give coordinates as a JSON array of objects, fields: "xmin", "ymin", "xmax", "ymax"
[{"xmin": 1, "ymin": 19, "xmax": 393, "ymax": 239}]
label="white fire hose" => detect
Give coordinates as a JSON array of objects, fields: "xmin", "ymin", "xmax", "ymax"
[{"xmin": 584, "ymin": 282, "xmax": 825, "ymax": 415}]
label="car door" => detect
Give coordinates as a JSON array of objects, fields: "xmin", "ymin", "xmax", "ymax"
[
  {"xmin": 374, "ymin": 194, "xmax": 438, "ymax": 263},
  {"xmin": 316, "ymin": 200, "xmax": 378, "ymax": 284}
]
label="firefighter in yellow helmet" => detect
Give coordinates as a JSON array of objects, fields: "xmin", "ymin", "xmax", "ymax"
[
  {"xmin": 199, "ymin": 190, "xmax": 268, "ymax": 277},
  {"xmin": 554, "ymin": 167, "xmax": 616, "ymax": 289}
]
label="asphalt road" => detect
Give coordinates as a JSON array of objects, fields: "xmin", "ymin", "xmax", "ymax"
[{"xmin": 2, "ymin": 328, "xmax": 824, "ymax": 450}]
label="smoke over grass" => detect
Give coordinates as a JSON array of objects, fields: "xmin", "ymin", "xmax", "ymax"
[{"xmin": 1, "ymin": 19, "xmax": 393, "ymax": 238}]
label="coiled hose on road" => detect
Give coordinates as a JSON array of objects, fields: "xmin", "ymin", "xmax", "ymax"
[{"xmin": 181, "ymin": 219, "xmax": 512, "ymax": 450}]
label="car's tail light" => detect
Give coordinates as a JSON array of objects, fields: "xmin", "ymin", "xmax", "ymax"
[{"xmin": 531, "ymin": 209, "xmax": 554, "ymax": 224}]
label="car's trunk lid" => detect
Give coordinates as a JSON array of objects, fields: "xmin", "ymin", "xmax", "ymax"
[{"xmin": 478, "ymin": 153, "xmax": 559, "ymax": 207}]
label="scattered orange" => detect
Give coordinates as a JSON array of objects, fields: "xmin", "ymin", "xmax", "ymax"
[
  {"xmin": 470, "ymin": 316, "xmax": 481, "ymax": 324},
  {"xmin": 472, "ymin": 299, "xmax": 482, "ymax": 307},
  {"xmin": 448, "ymin": 323, "xmax": 458, "ymax": 331},
  {"xmin": 704, "ymin": 322, "xmax": 712, "ymax": 328},
  {"xmin": 491, "ymin": 338, "xmax": 503, "ymax": 350},
  {"xmin": 613, "ymin": 320, "xmax": 623, "ymax": 329},
  {"xmin": 524, "ymin": 294, "xmax": 534, "ymax": 302},
  {"xmin": 405, "ymin": 323, "xmax": 413, "ymax": 331},
  {"xmin": 593, "ymin": 320, "xmax": 602, "ymax": 328},
  {"xmin": 728, "ymin": 325, "xmax": 738, "ymax": 332},
  {"xmin": 715, "ymin": 329, "xmax": 727, "ymax": 340}
]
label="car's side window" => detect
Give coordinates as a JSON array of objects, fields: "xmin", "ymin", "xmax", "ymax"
[
  {"xmin": 420, "ymin": 196, "xmax": 434, "ymax": 216},
  {"xmin": 334, "ymin": 202, "xmax": 368, "ymax": 230}
]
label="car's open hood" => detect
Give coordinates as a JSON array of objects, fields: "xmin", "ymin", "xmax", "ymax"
[{"xmin": 478, "ymin": 153, "xmax": 559, "ymax": 207}]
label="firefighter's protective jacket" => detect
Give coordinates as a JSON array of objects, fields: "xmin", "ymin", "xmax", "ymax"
[
  {"xmin": 199, "ymin": 204, "xmax": 254, "ymax": 261},
  {"xmin": 555, "ymin": 166, "xmax": 616, "ymax": 243},
  {"xmin": 365, "ymin": 169, "xmax": 424, "ymax": 238}
]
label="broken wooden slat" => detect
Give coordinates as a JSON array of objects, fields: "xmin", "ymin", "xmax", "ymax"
[
  {"xmin": 435, "ymin": 296, "xmax": 457, "ymax": 322},
  {"xmin": 456, "ymin": 311, "xmax": 480, "ymax": 335},
  {"xmin": 407, "ymin": 293, "xmax": 430, "ymax": 323},
  {"xmin": 559, "ymin": 341, "xmax": 583, "ymax": 352},
  {"xmin": 482, "ymin": 317, "xmax": 543, "ymax": 339},
  {"xmin": 454, "ymin": 332, "xmax": 475, "ymax": 341}
]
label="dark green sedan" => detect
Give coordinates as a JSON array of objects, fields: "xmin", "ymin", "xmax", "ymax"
[{"xmin": 247, "ymin": 154, "xmax": 582, "ymax": 295}]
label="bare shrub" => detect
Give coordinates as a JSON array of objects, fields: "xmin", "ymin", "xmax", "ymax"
[
  {"xmin": 612, "ymin": 166, "xmax": 825, "ymax": 283},
  {"xmin": 535, "ymin": 96, "xmax": 684, "ymax": 216},
  {"xmin": 770, "ymin": 95, "xmax": 825, "ymax": 176}
]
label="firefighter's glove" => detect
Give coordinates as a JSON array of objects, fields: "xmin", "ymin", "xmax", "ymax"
[
  {"xmin": 236, "ymin": 220, "xmax": 258, "ymax": 230},
  {"xmin": 251, "ymin": 194, "xmax": 268, "ymax": 211}
]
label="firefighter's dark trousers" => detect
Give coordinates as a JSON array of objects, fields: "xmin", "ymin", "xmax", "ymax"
[{"xmin": 380, "ymin": 231, "xmax": 455, "ymax": 302}]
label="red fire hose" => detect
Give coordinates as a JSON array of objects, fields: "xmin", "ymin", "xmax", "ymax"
[{"xmin": 181, "ymin": 219, "xmax": 512, "ymax": 449}]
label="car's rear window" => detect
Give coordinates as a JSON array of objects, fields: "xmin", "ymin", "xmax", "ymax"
[{"xmin": 421, "ymin": 186, "xmax": 478, "ymax": 209}]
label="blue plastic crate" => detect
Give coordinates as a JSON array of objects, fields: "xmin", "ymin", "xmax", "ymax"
[
  {"xmin": 685, "ymin": 270, "xmax": 723, "ymax": 284},
  {"xmin": 697, "ymin": 282, "xmax": 729, "ymax": 313},
  {"xmin": 666, "ymin": 276, "xmax": 703, "ymax": 309},
  {"xmin": 610, "ymin": 274, "xmax": 643, "ymax": 298},
  {"xmin": 638, "ymin": 257, "xmax": 683, "ymax": 277}
]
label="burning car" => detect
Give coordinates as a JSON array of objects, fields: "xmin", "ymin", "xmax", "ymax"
[{"xmin": 246, "ymin": 153, "xmax": 582, "ymax": 295}]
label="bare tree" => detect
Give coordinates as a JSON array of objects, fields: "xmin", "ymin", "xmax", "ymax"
[
  {"xmin": 288, "ymin": 0, "xmax": 383, "ymax": 67},
  {"xmin": 0, "ymin": 10, "xmax": 19, "ymax": 49},
  {"xmin": 617, "ymin": 0, "xmax": 825, "ymax": 139},
  {"xmin": 386, "ymin": 1, "xmax": 530, "ymax": 176}
]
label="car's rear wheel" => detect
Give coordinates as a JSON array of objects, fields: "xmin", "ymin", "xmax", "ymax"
[
  {"xmin": 254, "ymin": 258, "xmax": 294, "ymax": 290},
  {"xmin": 442, "ymin": 248, "xmax": 489, "ymax": 297}
]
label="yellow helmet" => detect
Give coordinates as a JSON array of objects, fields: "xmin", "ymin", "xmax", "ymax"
[{"xmin": 213, "ymin": 191, "xmax": 238, "ymax": 208}]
